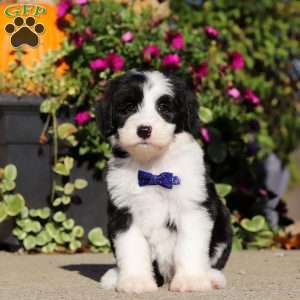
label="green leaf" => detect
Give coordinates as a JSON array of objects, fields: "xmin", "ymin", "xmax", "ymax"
[
  {"xmin": 16, "ymin": 218, "xmax": 30, "ymax": 228},
  {"xmin": 0, "ymin": 203, "xmax": 7, "ymax": 222},
  {"xmin": 23, "ymin": 235, "xmax": 36, "ymax": 250},
  {"xmin": 58, "ymin": 123, "xmax": 77, "ymax": 140},
  {"xmin": 53, "ymin": 163, "xmax": 68, "ymax": 176},
  {"xmin": 215, "ymin": 183, "xmax": 232, "ymax": 198},
  {"xmin": 19, "ymin": 219, "xmax": 41, "ymax": 233},
  {"xmin": 241, "ymin": 215, "xmax": 266, "ymax": 233},
  {"xmin": 74, "ymin": 179, "xmax": 88, "ymax": 190},
  {"xmin": 40, "ymin": 99, "xmax": 51, "ymax": 113},
  {"xmin": 60, "ymin": 232, "xmax": 72, "ymax": 242},
  {"xmin": 2, "ymin": 180, "xmax": 16, "ymax": 192},
  {"xmin": 54, "ymin": 233, "xmax": 64, "ymax": 244},
  {"xmin": 12, "ymin": 228, "xmax": 27, "ymax": 240},
  {"xmin": 90, "ymin": 245, "xmax": 111, "ymax": 253},
  {"xmin": 38, "ymin": 208, "xmax": 51, "ymax": 219},
  {"xmin": 4, "ymin": 164, "xmax": 17, "ymax": 181},
  {"xmin": 64, "ymin": 183, "xmax": 74, "ymax": 195},
  {"xmin": 247, "ymin": 237, "xmax": 273, "ymax": 249},
  {"xmin": 36, "ymin": 230, "xmax": 51, "ymax": 246},
  {"xmin": 31, "ymin": 221, "xmax": 42, "ymax": 233},
  {"xmin": 69, "ymin": 240, "xmax": 82, "ymax": 252},
  {"xmin": 53, "ymin": 197, "xmax": 62, "ymax": 207},
  {"xmin": 64, "ymin": 156, "xmax": 74, "ymax": 173},
  {"xmin": 54, "ymin": 184, "xmax": 64, "ymax": 192},
  {"xmin": 5, "ymin": 194, "xmax": 25, "ymax": 216},
  {"xmin": 63, "ymin": 218, "xmax": 75, "ymax": 230},
  {"xmin": 199, "ymin": 107, "xmax": 213, "ymax": 123},
  {"xmin": 45, "ymin": 223, "xmax": 58, "ymax": 238},
  {"xmin": 232, "ymin": 237, "xmax": 243, "ymax": 251},
  {"xmin": 29, "ymin": 209, "xmax": 39, "ymax": 217},
  {"xmin": 62, "ymin": 196, "xmax": 71, "ymax": 205},
  {"xmin": 72, "ymin": 225, "xmax": 84, "ymax": 238},
  {"xmin": 256, "ymin": 230, "xmax": 274, "ymax": 239},
  {"xmin": 53, "ymin": 211, "xmax": 66, "ymax": 223},
  {"xmin": 41, "ymin": 243, "xmax": 57, "ymax": 254},
  {"xmin": 20, "ymin": 207, "xmax": 29, "ymax": 219},
  {"xmin": 88, "ymin": 227, "xmax": 109, "ymax": 247},
  {"xmin": 40, "ymin": 99, "xmax": 59, "ymax": 114},
  {"xmin": 66, "ymin": 135, "xmax": 78, "ymax": 147}
]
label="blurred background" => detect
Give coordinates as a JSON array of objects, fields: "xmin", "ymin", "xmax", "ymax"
[{"xmin": 0, "ymin": 0, "xmax": 300, "ymax": 253}]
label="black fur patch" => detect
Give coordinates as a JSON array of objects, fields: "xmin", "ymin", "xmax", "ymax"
[
  {"xmin": 112, "ymin": 146, "xmax": 129, "ymax": 159},
  {"xmin": 202, "ymin": 172, "xmax": 233, "ymax": 270},
  {"xmin": 152, "ymin": 260, "xmax": 164, "ymax": 287},
  {"xmin": 166, "ymin": 219, "xmax": 177, "ymax": 232},
  {"xmin": 96, "ymin": 72, "xmax": 147, "ymax": 138},
  {"xmin": 107, "ymin": 200, "xmax": 133, "ymax": 254},
  {"xmin": 163, "ymin": 73, "xmax": 201, "ymax": 138}
]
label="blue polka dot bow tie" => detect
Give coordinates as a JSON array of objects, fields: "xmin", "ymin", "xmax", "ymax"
[{"xmin": 138, "ymin": 170, "xmax": 181, "ymax": 189}]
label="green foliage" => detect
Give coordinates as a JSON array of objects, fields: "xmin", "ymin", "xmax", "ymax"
[
  {"xmin": 215, "ymin": 183, "xmax": 232, "ymax": 204},
  {"xmin": 199, "ymin": 107, "xmax": 214, "ymax": 124},
  {"xmin": 0, "ymin": 44, "xmax": 79, "ymax": 98},
  {"xmin": 232, "ymin": 214, "xmax": 275, "ymax": 250},
  {"xmin": 88, "ymin": 227, "xmax": 111, "ymax": 253},
  {"xmin": 0, "ymin": 164, "xmax": 25, "ymax": 223},
  {"xmin": 14, "ymin": 206, "xmax": 86, "ymax": 252}
]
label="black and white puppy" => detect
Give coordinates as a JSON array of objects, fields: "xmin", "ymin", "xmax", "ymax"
[{"xmin": 97, "ymin": 70, "xmax": 232, "ymax": 293}]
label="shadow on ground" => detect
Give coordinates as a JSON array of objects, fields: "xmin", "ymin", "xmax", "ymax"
[{"xmin": 62, "ymin": 264, "xmax": 114, "ymax": 282}]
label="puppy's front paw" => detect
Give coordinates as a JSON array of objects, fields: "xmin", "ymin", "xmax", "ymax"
[
  {"xmin": 170, "ymin": 273, "xmax": 212, "ymax": 292},
  {"xmin": 117, "ymin": 276, "xmax": 158, "ymax": 293},
  {"xmin": 208, "ymin": 269, "xmax": 226, "ymax": 289},
  {"xmin": 169, "ymin": 269, "xmax": 226, "ymax": 292}
]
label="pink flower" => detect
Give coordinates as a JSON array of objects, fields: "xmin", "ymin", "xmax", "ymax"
[
  {"xmin": 162, "ymin": 54, "xmax": 181, "ymax": 69},
  {"xmin": 72, "ymin": 34, "xmax": 85, "ymax": 48},
  {"xmin": 244, "ymin": 89, "xmax": 260, "ymax": 106},
  {"xmin": 75, "ymin": 111, "xmax": 92, "ymax": 125},
  {"xmin": 166, "ymin": 31, "xmax": 185, "ymax": 50},
  {"xmin": 122, "ymin": 31, "xmax": 134, "ymax": 43},
  {"xmin": 57, "ymin": 0, "xmax": 72, "ymax": 18},
  {"xmin": 84, "ymin": 27, "xmax": 93, "ymax": 38},
  {"xmin": 194, "ymin": 61, "xmax": 209, "ymax": 81},
  {"xmin": 230, "ymin": 52, "xmax": 245, "ymax": 70},
  {"xmin": 205, "ymin": 26, "xmax": 219, "ymax": 38},
  {"xmin": 143, "ymin": 44, "xmax": 160, "ymax": 62},
  {"xmin": 76, "ymin": 0, "xmax": 88, "ymax": 4},
  {"xmin": 89, "ymin": 58, "xmax": 109, "ymax": 71},
  {"xmin": 227, "ymin": 87, "xmax": 241, "ymax": 99},
  {"xmin": 106, "ymin": 53, "xmax": 125, "ymax": 72},
  {"xmin": 219, "ymin": 64, "xmax": 228, "ymax": 76},
  {"xmin": 199, "ymin": 128, "xmax": 210, "ymax": 143}
]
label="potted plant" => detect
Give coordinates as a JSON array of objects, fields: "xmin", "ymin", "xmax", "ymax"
[{"xmin": 0, "ymin": 1, "xmax": 110, "ymax": 247}]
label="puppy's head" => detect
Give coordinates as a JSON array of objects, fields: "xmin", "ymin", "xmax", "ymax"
[{"xmin": 97, "ymin": 70, "xmax": 200, "ymax": 163}]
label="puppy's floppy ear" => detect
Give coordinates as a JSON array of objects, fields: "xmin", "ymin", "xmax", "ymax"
[
  {"xmin": 95, "ymin": 77, "xmax": 119, "ymax": 138},
  {"xmin": 182, "ymin": 87, "xmax": 201, "ymax": 137},
  {"xmin": 169, "ymin": 74, "xmax": 200, "ymax": 137}
]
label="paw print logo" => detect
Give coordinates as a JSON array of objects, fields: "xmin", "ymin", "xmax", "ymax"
[{"xmin": 5, "ymin": 16, "xmax": 45, "ymax": 48}]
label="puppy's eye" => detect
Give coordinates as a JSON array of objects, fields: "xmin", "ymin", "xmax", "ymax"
[
  {"xmin": 157, "ymin": 95, "xmax": 173, "ymax": 113},
  {"xmin": 118, "ymin": 101, "xmax": 137, "ymax": 114}
]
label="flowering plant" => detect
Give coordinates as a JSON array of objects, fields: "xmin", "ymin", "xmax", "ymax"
[{"xmin": 50, "ymin": 0, "xmax": 300, "ymax": 248}]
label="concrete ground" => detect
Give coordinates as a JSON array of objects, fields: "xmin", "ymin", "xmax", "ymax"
[{"xmin": 0, "ymin": 251, "xmax": 300, "ymax": 300}]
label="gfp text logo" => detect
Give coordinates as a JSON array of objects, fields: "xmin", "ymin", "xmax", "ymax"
[{"xmin": 4, "ymin": 4, "xmax": 47, "ymax": 48}]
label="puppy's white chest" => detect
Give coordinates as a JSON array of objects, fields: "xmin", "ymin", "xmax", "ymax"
[{"xmin": 107, "ymin": 133, "xmax": 207, "ymax": 235}]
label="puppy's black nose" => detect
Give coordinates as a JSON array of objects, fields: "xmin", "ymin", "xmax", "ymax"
[{"xmin": 137, "ymin": 125, "xmax": 152, "ymax": 139}]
